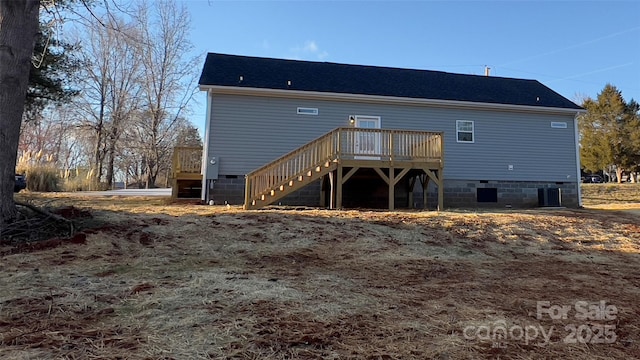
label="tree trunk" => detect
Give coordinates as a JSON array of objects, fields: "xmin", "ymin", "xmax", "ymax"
[
  {"xmin": 92, "ymin": 80, "xmax": 109, "ymax": 190},
  {"xmin": 106, "ymin": 149, "xmax": 115, "ymax": 188},
  {"xmin": 0, "ymin": 0, "xmax": 40, "ymax": 226},
  {"xmin": 145, "ymin": 160, "xmax": 157, "ymax": 189},
  {"xmin": 105, "ymin": 128, "xmax": 117, "ymax": 188},
  {"xmin": 93, "ymin": 122, "xmax": 103, "ymax": 186},
  {"xmin": 615, "ymin": 167, "xmax": 623, "ymax": 184}
]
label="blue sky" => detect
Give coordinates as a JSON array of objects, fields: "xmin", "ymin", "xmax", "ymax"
[{"xmin": 183, "ymin": 0, "xmax": 640, "ymax": 133}]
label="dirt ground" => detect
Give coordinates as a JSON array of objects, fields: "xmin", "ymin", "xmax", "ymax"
[{"xmin": 1, "ymin": 192, "xmax": 639, "ymax": 359}]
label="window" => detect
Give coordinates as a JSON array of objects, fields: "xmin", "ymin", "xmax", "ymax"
[
  {"xmin": 456, "ymin": 120, "xmax": 474, "ymax": 143},
  {"xmin": 297, "ymin": 107, "xmax": 318, "ymax": 115}
]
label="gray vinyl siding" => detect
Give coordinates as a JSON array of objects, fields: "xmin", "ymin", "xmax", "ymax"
[{"xmin": 208, "ymin": 93, "xmax": 578, "ymax": 182}]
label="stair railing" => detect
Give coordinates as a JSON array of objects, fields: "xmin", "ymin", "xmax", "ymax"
[{"xmin": 245, "ymin": 129, "xmax": 341, "ymax": 204}]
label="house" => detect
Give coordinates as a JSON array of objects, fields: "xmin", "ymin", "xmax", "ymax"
[{"xmin": 197, "ymin": 53, "xmax": 584, "ymax": 209}]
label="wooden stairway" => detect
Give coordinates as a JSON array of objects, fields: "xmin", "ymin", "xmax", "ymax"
[
  {"xmin": 244, "ymin": 127, "xmax": 444, "ymax": 210},
  {"xmin": 244, "ymin": 129, "xmax": 341, "ymax": 209},
  {"xmin": 171, "ymin": 146, "xmax": 203, "ymax": 199}
]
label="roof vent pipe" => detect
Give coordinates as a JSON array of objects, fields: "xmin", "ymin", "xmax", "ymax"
[{"xmin": 484, "ymin": 66, "xmax": 491, "ymax": 76}]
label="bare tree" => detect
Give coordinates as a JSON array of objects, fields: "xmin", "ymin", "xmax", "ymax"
[
  {"xmin": 102, "ymin": 20, "xmax": 142, "ymax": 187},
  {"xmin": 74, "ymin": 21, "xmax": 110, "ymax": 187},
  {"xmin": 0, "ymin": 0, "xmax": 40, "ymax": 225},
  {"xmin": 18, "ymin": 104, "xmax": 77, "ymax": 164},
  {"xmin": 54, "ymin": 106, "xmax": 87, "ymax": 173},
  {"xmin": 1, "ymin": 0, "xmax": 200, "ymax": 226},
  {"xmin": 67, "ymin": 0, "xmax": 199, "ymax": 190},
  {"xmin": 134, "ymin": 0, "xmax": 199, "ymax": 188},
  {"xmin": 75, "ymin": 14, "xmax": 142, "ymax": 188}
]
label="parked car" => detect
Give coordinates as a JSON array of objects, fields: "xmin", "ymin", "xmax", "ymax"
[
  {"xmin": 14, "ymin": 174, "xmax": 26, "ymax": 192},
  {"xmin": 582, "ymin": 174, "xmax": 603, "ymax": 183},
  {"xmin": 620, "ymin": 174, "xmax": 638, "ymax": 183}
]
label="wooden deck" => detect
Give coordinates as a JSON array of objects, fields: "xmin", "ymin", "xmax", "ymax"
[
  {"xmin": 171, "ymin": 146, "xmax": 203, "ymax": 199},
  {"xmin": 245, "ymin": 127, "xmax": 444, "ymax": 210}
]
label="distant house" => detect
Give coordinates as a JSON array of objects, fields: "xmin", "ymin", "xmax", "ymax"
[{"xmin": 198, "ymin": 53, "xmax": 584, "ymax": 209}]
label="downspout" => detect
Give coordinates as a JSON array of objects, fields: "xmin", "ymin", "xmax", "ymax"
[
  {"xmin": 201, "ymin": 90, "xmax": 213, "ymax": 203},
  {"xmin": 574, "ymin": 112, "xmax": 583, "ymax": 207}
]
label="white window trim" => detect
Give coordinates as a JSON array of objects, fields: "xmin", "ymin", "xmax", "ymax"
[
  {"xmin": 551, "ymin": 121, "xmax": 568, "ymax": 129},
  {"xmin": 352, "ymin": 115, "xmax": 382, "ymax": 160},
  {"xmin": 297, "ymin": 107, "xmax": 318, "ymax": 115},
  {"xmin": 353, "ymin": 115, "xmax": 381, "ymax": 128},
  {"xmin": 456, "ymin": 120, "xmax": 475, "ymax": 143}
]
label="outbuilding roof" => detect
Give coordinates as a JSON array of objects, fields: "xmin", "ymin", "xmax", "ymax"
[{"xmin": 199, "ymin": 53, "xmax": 582, "ymax": 110}]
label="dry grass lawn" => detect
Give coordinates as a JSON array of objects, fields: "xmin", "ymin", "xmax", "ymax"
[
  {"xmin": 1, "ymin": 188, "xmax": 639, "ymax": 359},
  {"xmin": 582, "ymin": 183, "xmax": 640, "ymax": 208}
]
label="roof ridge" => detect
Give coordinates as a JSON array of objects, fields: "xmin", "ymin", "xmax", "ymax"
[{"xmin": 207, "ymin": 52, "xmax": 539, "ymax": 82}]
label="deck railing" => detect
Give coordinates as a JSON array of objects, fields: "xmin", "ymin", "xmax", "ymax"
[
  {"xmin": 172, "ymin": 146, "xmax": 203, "ymax": 177},
  {"xmin": 245, "ymin": 127, "xmax": 443, "ymax": 206},
  {"xmin": 336, "ymin": 127, "xmax": 443, "ymax": 161}
]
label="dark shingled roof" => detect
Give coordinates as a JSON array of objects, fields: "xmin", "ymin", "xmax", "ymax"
[{"xmin": 199, "ymin": 53, "xmax": 582, "ymax": 110}]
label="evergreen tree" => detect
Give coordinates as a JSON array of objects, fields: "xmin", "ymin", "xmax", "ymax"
[
  {"xmin": 25, "ymin": 23, "xmax": 80, "ymax": 119},
  {"xmin": 175, "ymin": 123, "xmax": 202, "ymax": 147},
  {"xmin": 627, "ymin": 99, "xmax": 640, "ymax": 180},
  {"xmin": 580, "ymin": 84, "xmax": 640, "ymax": 182}
]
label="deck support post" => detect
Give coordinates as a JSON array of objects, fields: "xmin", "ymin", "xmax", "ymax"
[
  {"xmin": 372, "ymin": 167, "xmax": 405, "ymax": 211},
  {"xmin": 328, "ymin": 171, "xmax": 335, "ymax": 209},
  {"xmin": 171, "ymin": 178, "xmax": 178, "ymax": 199},
  {"xmin": 437, "ymin": 168, "xmax": 444, "ymax": 211},
  {"xmin": 336, "ymin": 165, "xmax": 343, "ymax": 209},
  {"xmin": 388, "ymin": 167, "xmax": 395, "ymax": 211},
  {"xmin": 419, "ymin": 173, "xmax": 429, "ymax": 210},
  {"xmin": 421, "ymin": 167, "xmax": 444, "ymax": 211},
  {"xmin": 244, "ymin": 176, "xmax": 251, "ymax": 210},
  {"xmin": 320, "ymin": 174, "xmax": 327, "ymax": 208}
]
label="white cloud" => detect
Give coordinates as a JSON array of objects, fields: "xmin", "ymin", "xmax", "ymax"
[
  {"xmin": 290, "ymin": 40, "xmax": 329, "ymax": 60},
  {"xmin": 303, "ymin": 40, "xmax": 318, "ymax": 53}
]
